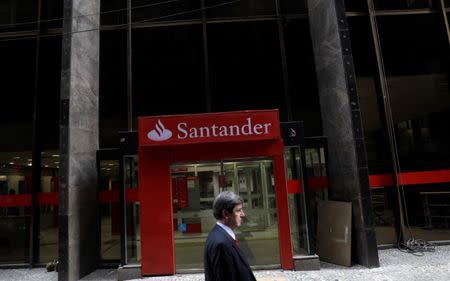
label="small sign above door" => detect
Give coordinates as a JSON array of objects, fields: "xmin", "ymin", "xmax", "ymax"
[{"xmin": 138, "ymin": 110, "xmax": 281, "ymax": 146}]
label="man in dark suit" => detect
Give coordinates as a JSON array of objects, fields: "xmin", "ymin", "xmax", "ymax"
[{"xmin": 204, "ymin": 191, "xmax": 256, "ymax": 281}]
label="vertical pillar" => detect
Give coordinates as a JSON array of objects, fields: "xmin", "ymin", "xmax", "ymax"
[
  {"xmin": 273, "ymin": 150, "xmax": 294, "ymax": 270},
  {"xmin": 30, "ymin": 0, "xmax": 43, "ymax": 265},
  {"xmin": 139, "ymin": 148, "xmax": 175, "ymax": 276},
  {"xmin": 59, "ymin": 0, "xmax": 100, "ymax": 280},
  {"xmin": 306, "ymin": 0, "xmax": 379, "ymax": 267}
]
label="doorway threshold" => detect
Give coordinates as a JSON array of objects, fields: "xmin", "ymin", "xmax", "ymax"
[
  {"xmin": 117, "ymin": 264, "xmax": 141, "ymax": 281},
  {"xmin": 293, "ymin": 254, "xmax": 320, "ymax": 271}
]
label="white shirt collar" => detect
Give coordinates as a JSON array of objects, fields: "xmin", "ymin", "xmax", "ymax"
[{"xmin": 216, "ymin": 221, "xmax": 236, "ymax": 240}]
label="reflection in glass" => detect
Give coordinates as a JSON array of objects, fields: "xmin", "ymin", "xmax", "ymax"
[
  {"xmin": 303, "ymin": 146, "xmax": 328, "ymax": 249},
  {"xmin": 347, "ymin": 15, "xmax": 398, "ymax": 244},
  {"xmin": 377, "ymin": 14, "xmax": 450, "ymax": 241},
  {"xmin": 0, "ymin": 209, "xmax": 30, "ymax": 264},
  {"xmin": 171, "ymin": 159, "xmax": 279, "ymax": 271},
  {"xmin": 420, "ymin": 189, "xmax": 450, "ymax": 240},
  {"xmin": 284, "ymin": 147, "xmax": 309, "ymax": 256},
  {"xmin": 370, "ymin": 188, "xmax": 397, "ymax": 244},
  {"xmin": 0, "ymin": 35, "xmax": 35, "ymax": 264},
  {"xmin": 39, "ymin": 150, "xmax": 60, "ymax": 263},
  {"xmin": 0, "ymin": 151, "xmax": 32, "ymax": 264},
  {"xmin": 124, "ymin": 156, "xmax": 140, "ymax": 264},
  {"xmin": 99, "ymin": 160, "xmax": 121, "ymax": 260}
]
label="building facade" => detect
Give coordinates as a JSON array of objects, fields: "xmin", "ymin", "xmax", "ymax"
[{"xmin": 0, "ymin": 0, "xmax": 449, "ymax": 280}]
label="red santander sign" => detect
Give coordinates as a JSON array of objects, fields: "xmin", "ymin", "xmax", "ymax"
[{"xmin": 138, "ymin": 110, "xmax": 280, "ymax": 146}]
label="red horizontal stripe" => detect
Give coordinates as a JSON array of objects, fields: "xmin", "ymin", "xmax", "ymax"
[
  {"xmin": 287, "ymin": 179, "xmax": 302, "ymax": 194},
  {"xmin": 37, "ymin": 192, "xmax": 58, "ymax": 205},
  {"xmin": 397, "ymin": 169, "xmax": 450, "ymax": 185},
  {"xmin": 369, "ymin": 169, "xmax": 450, "ymax": 188},
  {"xmin": 308, "ymin": 176, "xmax": 329, "ymax": 190},
  {"xmin": 99, "ymin": 189, "xmax": 119, "ymax": 203},
  {"xmin": 369, "ymin": 174, "xmax": 393, "ymax": 187},
  {"xmin": 291, "ymin": 169, "xmax": 450, "ymax": 192},
  {"xmin": 0, "ymin": 194, "xmax": 31, "ymax": 207},
  {"xmin": 126, "ymin": 188, "xmax": 139, "ymax": 202},
  {"xmin": 0, "ymin": 192, "xmax": 59, "ymax": 207},
  {"xmin": 99, "ymin": 188, "xmax": 140, "ymax": 203},
  {"xmin": 288, "ymin": 177, "xmax": 329, "ymax": 194},
  {"xmin": 1, "ymin": 170, "xmax": 450, "ymax": 206}
]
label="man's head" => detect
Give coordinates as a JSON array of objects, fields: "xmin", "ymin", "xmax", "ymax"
[{"xmin": 213, "ymin": 191, "xmax": 245, "ymax": 229}]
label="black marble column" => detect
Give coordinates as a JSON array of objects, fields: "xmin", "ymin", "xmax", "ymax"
[
  {"xmin": 59, "ymin": 0, "xmax": 100, "ymax": 280},
  {"xmin": 306, "ymin": 0, "xmax": 379, "ymax": 267}
]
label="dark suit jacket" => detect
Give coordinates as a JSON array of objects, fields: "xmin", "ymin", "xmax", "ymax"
[{"xmin": 204, "ymin": 224, "xmax": 256, "ymax": 281}]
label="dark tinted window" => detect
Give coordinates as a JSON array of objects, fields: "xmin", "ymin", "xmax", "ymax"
[
  {"xmin": 208, "ymin": 22, "xmax": 285, "ymax": 116},
  {"xmin": 132, "ymin": 25, "xmax": 206, "ymax": 119}
]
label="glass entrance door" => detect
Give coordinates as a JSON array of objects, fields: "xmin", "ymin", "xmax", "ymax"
[
  {"xmin": 123, "ymin": 155, "xmax": 140, "ymax": 264},
  {"xmin": 171, "ymin": 159, "xmax": 280, "ymax": 271},
  {"xmin": 284, "ymin": 147, "xmax": 310, "ymax": 256}
]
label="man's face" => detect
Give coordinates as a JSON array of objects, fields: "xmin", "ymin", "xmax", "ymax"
[{"xmin": 225, "ymin": 203, "xmax": 245, "ymax": 229}]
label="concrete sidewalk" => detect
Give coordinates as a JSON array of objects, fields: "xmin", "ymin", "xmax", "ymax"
[{"xmin": 1, "ymin": 246, "xmax": 449, "ymax": 281}]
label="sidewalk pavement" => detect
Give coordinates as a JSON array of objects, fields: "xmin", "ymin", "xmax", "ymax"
[{"xmin": 1, "ymin": 245, "xmax": 449, "ymax": 281}]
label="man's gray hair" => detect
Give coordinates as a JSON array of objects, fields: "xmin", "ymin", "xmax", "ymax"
[{"xmin": 213, "ymin": 191, "xmax": 243, "ymax": 220}]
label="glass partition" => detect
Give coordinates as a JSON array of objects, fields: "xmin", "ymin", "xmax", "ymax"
[
  {"xmin": 39, "ymin": 151, "xmax": 60, "ymax": 263},
  {"xmin": 0, "ymin": 153, "xmax": 32, "ymax": 264},
  {"xmin": 0, "ymin": 38, "xmax": 35, "ymax": 265},
  {"xmin": 284, "ymin": 147, "xmax": 310, "ymax": 256},
  {"xmin": 377, "ymin": 13, "xmax": 450, "ymax": 242},
  {"xmin": 347, "ymin": 15, "xmax": 398, "ymax": 245},
  {"xmin": 171, "ymin": 159, "xmax": 280, "ymax": 271},
  {"xmin": 124, "ymin": 155, "xmax": 140, "ymax": 264},
  {"xmin": 38, "ymin": 35, "xmax": 62, "ymax": 263},
  {"xmin": 99, "ymin": 159, "xmax": 121, "ymax": 260}
]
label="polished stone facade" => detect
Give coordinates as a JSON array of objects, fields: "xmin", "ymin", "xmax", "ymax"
[
  {"xmin": 59, "ymin": 0, "xmax": 100, "ymax": 280},
  {"xmin": 307, "ymin": 0, "xmax": 379, "ymax": 267}
]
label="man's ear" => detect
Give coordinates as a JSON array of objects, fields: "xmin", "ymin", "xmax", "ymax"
[{"xmin": 222, "ymin": 209, "xmax": 229, "ymax": 219}]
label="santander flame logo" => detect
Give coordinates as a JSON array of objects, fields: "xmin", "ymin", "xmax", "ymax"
[{"xmin": 147, "ymin": 119, "xmax": 172, "ymax": 141}]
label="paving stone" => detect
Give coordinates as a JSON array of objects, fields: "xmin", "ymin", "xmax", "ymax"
[{"xmin": 1, "ymin": 246, "xmax": 449, "ymax": 281}]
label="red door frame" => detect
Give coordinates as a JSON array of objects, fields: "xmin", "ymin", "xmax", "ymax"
[{"xmin": 138, "ymin": 111, "xmax": 294, "ymax": 276}]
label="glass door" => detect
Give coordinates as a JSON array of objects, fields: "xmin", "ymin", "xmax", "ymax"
[
  {"xmin": 98, "ymin": 154, "xmax": 121, "ymax": 261},
  {"xmin": 284, "ymin": 147, "xmax": 310, "ymax": 256},
  {"xmin": 171, "ymin": 158, "xmax": 280, "ymax": 272},
  {"xmin": 232, "ymin": 160, "xmax": 280, "ymax": 267},
  {"xmin": 0, "ymin": 157, "xmax": 32, "ymax": 265},
  {"xmin": 123, "ymin": 155, "xmax": 140, "ymax": 264}
]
